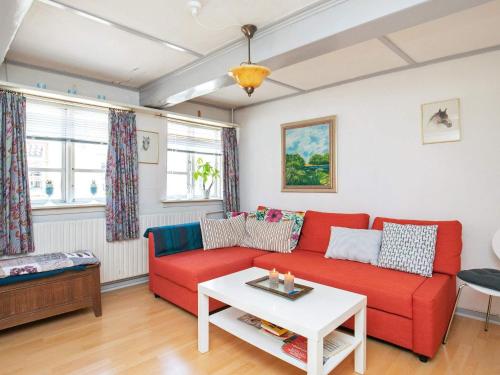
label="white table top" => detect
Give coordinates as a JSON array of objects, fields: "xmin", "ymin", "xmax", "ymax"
[{"xmin": 198, "ymin": 267, "xmax": 366, "ymax": 338}]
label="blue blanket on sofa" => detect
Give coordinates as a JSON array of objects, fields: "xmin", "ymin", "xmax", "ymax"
[{"xmin": 144, "ymin": 222, "xmax": 203, "ymax": 257}]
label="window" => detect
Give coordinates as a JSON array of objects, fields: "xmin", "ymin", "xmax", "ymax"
[
  {"xmin": 166, "ymin": 121, "xmax": 223, "ymax": 201},
  {"xmin": 26, "ymin": 100, "xmax": 108, "ymax": 206}
]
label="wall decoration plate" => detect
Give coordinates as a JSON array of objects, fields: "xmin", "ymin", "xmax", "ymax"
[
  {"xmin": 281, "ymin": 116, "xmax": 337, "ymax": 192},
  {"xmin": 421, "ymin": 98, "xmax": 461, "ymax": 144},
  {"xmin": 137, "ymin": 130, "xmax": 159, "ymax": 164}
]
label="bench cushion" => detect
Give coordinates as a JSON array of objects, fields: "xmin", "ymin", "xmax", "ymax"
[
  {"xmin": 253, "ymin": 250, "xmax": 427, "ymax": 318},
  {"xmin": 458, "ymin": 268, "xmax": 500, "ymax": 291},
  {"xmin": 154, "ymin": 247, "xmax": 267, "ymax": 292}
]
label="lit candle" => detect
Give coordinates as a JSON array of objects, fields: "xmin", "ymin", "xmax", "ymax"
[
  {"xmin": 269, "ymin": 268, "xmax": 279, "ymax": 288},
  {"xmin": 284, "ymin": 271, "xmax": 294, "ymax": 293}
]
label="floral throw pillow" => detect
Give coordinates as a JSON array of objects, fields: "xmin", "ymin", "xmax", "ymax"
[{"xmin": 257, "ymin": 206, "xmax": 305, "ymax": 250}]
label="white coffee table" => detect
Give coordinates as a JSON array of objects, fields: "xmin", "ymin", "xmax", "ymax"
[{"xmin": 198, "ymin": 267, "xmax": 367, "ymax": 375}]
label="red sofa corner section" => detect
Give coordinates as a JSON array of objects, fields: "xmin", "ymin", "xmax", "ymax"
[{"xmin": 148, "ymin": 211, "xmax": 461, "ymax": 361}]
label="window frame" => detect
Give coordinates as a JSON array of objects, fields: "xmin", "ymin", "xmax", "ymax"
[
  {"xmin": 165, "ymin": 121, "xmax": 224, "ymax": 202},
  {"xmin": 26, "ymin": 100, "xmax": 108, "ymax": 207}
]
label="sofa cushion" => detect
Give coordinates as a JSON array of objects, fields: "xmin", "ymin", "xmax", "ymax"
[
  {"xmin": 253, "ymin": 250, "xmax": 427, "ymax": 318},
  {"xmin": 154, "ymin": 247, "xmax": 267, "ymax": 292},
  {"xmin": 372, "ymin": 217, "xmax": 462, "ymax": 276},
  {"xmin": 297, "ymin": 211, "xmax": 370, "ymax": 253}
]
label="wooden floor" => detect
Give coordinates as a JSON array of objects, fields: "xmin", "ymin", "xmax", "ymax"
[{"xmin": 0, "ymin": 284, "xmax": 498, "ymax": 375}]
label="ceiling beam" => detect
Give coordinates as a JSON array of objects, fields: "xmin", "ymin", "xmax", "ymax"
[
  {"xmin": 139, "ymin": 0, "xmax": 492, "ymax": 108},
  {"xmin": 0, "ymin": 0, "xmax": 33, "ymax": 64}
]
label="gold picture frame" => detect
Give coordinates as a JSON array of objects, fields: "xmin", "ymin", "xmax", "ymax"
[
  {"xmin": 281, "ymin": 116, "xmax": 337, "ymax": 193},
  {"xmin": 421, "ymin": 98, "xmax": 461, "ymax": 145}
]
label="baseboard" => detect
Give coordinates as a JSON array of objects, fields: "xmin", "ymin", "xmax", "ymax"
[
  {"xmin": 101, "ymin": 274, "xmax": 149, "ymax": 293},
  {"xmin": 456, "ymin": 307, "xmax": 500, "ymax": 325}
]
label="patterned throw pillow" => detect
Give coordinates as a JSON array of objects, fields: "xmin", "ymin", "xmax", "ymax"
[
  {"xmin": 200, "ymin": 214, "xmax": 246, "ymax": 250},
  {"xmin": 257, "ymin": 206, "xmax": 305, "ymax": 250},
  {"xmin": 377, "ymin": 222, "xmax": 438, "ymax": 277},
  {"xmin": 240, "ymin": 217, "xmax": 294, "ymax": 253}
]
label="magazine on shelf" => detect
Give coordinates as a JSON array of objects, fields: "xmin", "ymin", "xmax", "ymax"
[
  {"xmin": 282, "ymin": 332, "xmax": 348, "ymax": 364},
  {"xmin": 238, "ymin": 313, "xmax": 295, "ymax": 341}
]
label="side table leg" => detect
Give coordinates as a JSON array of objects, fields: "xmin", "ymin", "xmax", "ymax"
[
  {"xmin": 198, "ymin": 291, "xmax": 209, "ymax": 353},
  {"xmin": 355, "ymin": 305, "xmax": 367, "ymax": 374},
  {"xmin": 307, "ymin": 336, "xmax": 323, "ymax": 375}
]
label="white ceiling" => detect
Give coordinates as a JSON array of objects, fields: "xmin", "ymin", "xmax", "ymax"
[
  {"xmin": 269, "ymin": 39, "xmax": 408, "ymax": 90},
  {"xmin": 5, "ymin": 0, "xmax": 500, "ymax": 107},
  {"xmin": 387, "ymin": 1, "xmax": 500, "ymax": 62},
  {"xmin": 6, "ymin": 0, "xmax": 323, "ymax": 88},
  {"xmin": 196, "ymin": 0, "xmax": 500, "ymax": 109},
  {"xmin": 56, "ymin": 0, "xmax": 322, "ymax": 55}
]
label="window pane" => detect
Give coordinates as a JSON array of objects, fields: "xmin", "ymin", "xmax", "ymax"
[
  {"xmin": 74, "ymin": 143, "xmax": 107, "ymax": 170},
  {"xmin": 167, "ymin": 150, "xmax": 188, "ymax": 173},
  {"xmin": 192, "ymin": 154, "xmax": 222, "ymax": 199},
  {"xmin": 166, "ymin": 173, "xmax": 189, "ymax": 200},
  {"xmin": 73, "ymin": 172, "xmax": 105, "ymax": 201},
  {"xmin": 27, "ymin": 139, "xmax": 63, "ymax": 168},
  {"xmin": 29, "ymin": 171, "xmax": 63, "ymax": 202}
]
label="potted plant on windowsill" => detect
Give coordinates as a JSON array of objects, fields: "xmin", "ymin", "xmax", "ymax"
[{"xmin": 193, "ymin": 158, "xmax": 220, "ymax": 199}]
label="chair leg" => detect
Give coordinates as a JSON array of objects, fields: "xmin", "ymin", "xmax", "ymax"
[
  {"xmin": 485, "ymin": 295, "xmax": 492, "ymax": 332},
  {"xmin": 443, "ymin": 283, "xmax": 466, "ymax": 344}
]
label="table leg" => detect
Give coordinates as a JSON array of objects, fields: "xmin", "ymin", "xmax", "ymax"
[
  {"xmin": 354, "ymin": 305, "xmax": 367, "ymax": 374},
  {"xmin": 198, "ymin": 291, "xmax": 209, "ymax": 353},
  {"xmin": 307, "ymin": 336, "xmax": 323, "ymax": 375}
]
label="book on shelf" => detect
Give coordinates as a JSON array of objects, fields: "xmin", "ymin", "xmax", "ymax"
[
  {"xmin": 238, "ymin": 313, "xmax": 295, "ymax": 340},
  {"xmin": 282, "ymin": 333, "xmax": 348, "ymax": 364}
]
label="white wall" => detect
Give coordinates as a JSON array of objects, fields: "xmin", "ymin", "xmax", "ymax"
[
  {"xmin": 169, "ymin": 101, "xmax": 232, "ymax": 123},
  {"xmin": 236, "ymin": 51, "xmax": 500, "ymax": 315},
  {"xmin": 1, "ymin": 62, "xmax": 140, "ymax": 105}
]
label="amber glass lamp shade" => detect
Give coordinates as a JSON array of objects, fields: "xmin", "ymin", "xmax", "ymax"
[{"xmin": 229, "ymin": 64, "xmax": 271, "ymax": 96}]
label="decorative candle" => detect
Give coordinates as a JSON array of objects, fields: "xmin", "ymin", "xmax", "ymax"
[
  {"xmin": 284, "ymin": 271, "xmax": 294, "ymax": 293},
  {"xmin": 269, "ymin": 268, "xmax": 279, "ymax": 288}
]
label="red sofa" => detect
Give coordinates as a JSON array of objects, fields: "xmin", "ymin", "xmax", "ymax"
[{"xmin": 147, "ymin": 210, "xmax": 462, "ymax": 361}]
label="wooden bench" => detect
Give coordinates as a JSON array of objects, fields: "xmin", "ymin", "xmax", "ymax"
[{"xmin": 0, "ymin": 263, "xmax": 102, "ymax": 330}]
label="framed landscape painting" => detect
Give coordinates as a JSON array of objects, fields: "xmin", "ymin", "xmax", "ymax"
[{"xmin": 281, "ymin": 116, "xmax": 337, "ymax": 193}]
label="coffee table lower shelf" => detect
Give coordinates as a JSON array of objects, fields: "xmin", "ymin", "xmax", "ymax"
[{"xmin": 209, "ymin": 307, "xmax": 361, "ymax": 374}]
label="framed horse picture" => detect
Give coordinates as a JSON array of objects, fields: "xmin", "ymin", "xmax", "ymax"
[
  {"xmin": 421, "ymin": 98, "xmax": 461, "ymax": 144},
  {"xmin": 137, "ymin": 130, "xmax": 159, "ymax": 164},
  {"xmin": 281, "ymin": 116, "xmax": 337, "ymax": 193}
]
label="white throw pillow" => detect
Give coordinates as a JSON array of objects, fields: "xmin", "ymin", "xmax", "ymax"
[
  {"xmin": 240, "ymin": 217, "xmax": 294, "ymax": 253},
  {"xmin": 200, "ymin": 214, "xmax": 246, "ymax": 250},
  {"xmin": 377, "ymin": 222, "xmax": 438, "ymax": 277},
  {"xmin": 325, "ymin": 227, "xmax": 382, "ymax": 265}
]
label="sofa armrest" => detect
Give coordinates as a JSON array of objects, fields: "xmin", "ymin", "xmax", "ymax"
[
  {"xmin": 144, "ymin": 222, "xmax": 203, "ymax": 258},
  {"xmin": 412, "ymin": 273, "xmax": 456, "ymax": 358}
]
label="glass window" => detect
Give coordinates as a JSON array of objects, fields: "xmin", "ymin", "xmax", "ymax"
[
  {"xmin": 166, "ymin": 121, "xmax": 223, "ymax": 201},
  {"xmin": 26, "ymin": 100, "xmax": 108, "ymax": 206}
]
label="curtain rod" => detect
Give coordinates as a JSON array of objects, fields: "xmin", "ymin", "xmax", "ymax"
[{"xmin": 0, "ymin": 81, "xmax": 238, "ymax": 129}]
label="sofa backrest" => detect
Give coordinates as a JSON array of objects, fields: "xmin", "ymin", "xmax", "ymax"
[
  {"xmin": 297, "ymin": 211, "xmax": 370, "ymax": 253},
  {"xmin": 372, "ymin": 217, "xmax": 462, "ymax": 276}
]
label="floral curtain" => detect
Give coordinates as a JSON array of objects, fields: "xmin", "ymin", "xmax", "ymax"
[
  {"xmin": 222, "ymin": 127, "xmax": 240, "ymax": 213},
  {"xmin": 0, "ymin": 91, "xmax": 34, "ymax": 256},
  {"xmin": 105, "ymin": 109, "xmax": 139, "ymax": 242}
]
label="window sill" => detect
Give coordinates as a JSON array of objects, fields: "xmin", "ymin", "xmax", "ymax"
[
  {"xmin": 32, "ymin": 202, "xmax": 105, "ymax": 215},
  {"xmin": 161, "ymin": 199, "xmax": 223, "ymax": 205}
]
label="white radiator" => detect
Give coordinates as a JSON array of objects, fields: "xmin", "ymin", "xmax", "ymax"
[{"xmin": 32, "ymin": 211, "xmax": 214, "ymax": 283}]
